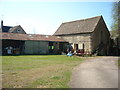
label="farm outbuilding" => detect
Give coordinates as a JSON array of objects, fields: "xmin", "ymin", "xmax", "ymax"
[
  {"xmin": 1, "ymin": 33, "xmax": 68, "ymax": 55},
  {"xmin": 54, "ymin": 16, "xmax": 110, "ymax": 55}
]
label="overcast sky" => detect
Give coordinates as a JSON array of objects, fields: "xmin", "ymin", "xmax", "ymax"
[{"xmin": 0, "ymin": 0, "xmax": 115, "ymax": 35}]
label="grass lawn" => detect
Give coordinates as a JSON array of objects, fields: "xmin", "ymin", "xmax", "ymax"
[{"xmin": 2, "ymin": 55, "xmax": 83, "ymax": 88}]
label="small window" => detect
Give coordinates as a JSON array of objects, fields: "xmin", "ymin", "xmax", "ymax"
[
  {"xmin": 16, "ymin": 29, "xmax": 20, "ymax": 32},
  {"xmin": 48, "ymin": 46, "xmax": 54, "ymax": 50}
]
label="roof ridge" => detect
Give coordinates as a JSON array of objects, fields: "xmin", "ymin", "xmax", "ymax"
[{"xmin": 63, "ymin": 15, "xmax": 102, "ymax": 24}]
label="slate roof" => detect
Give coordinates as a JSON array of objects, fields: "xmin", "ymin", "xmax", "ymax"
[
  {"xmin": 2, "ymin": 26, "xmax": 12, "ymax": 32},
  {"xmin": 0, "ymin": 33, "xmax": 66, "ymax": 42},
  {"xmin": 54, "ymin": 16, "xmax": 102, "ymax": 35}
]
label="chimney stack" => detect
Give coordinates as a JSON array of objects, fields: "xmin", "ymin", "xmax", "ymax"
[{"xmin": 1, "ymin": 20, "xmax": 3, "ymax": 28}]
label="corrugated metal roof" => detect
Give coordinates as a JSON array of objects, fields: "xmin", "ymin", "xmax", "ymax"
[
  {"xmin": 54, "ymin": 16, "xmax": 102, "ymax": 35},
  {"xmin": 0, "ymin": 33, "xmax": 66, "ymax": 42}
]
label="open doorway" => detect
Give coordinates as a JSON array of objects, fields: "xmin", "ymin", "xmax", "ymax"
[
  {"xmin": 2, "ymin": 40, "xmax": 25, "ymax": 55},
  {"xmin": 49, "ymin": 42, "xmax": 54, "ymax": 54},
  {"xmin": 74, "ymin": 44, "xmax": 78, "ymax": 51}
]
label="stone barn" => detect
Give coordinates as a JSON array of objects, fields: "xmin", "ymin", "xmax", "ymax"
[
  {"xmin": 54, "ymin": 16, "xmax": 110, "ymax": 55},
  {"xmin": 1, "ymin": 33, "xmax": 68, "ymax": 55}
]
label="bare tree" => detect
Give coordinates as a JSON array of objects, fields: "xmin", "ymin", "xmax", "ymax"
[{"xmin": 111, "ymin": 1, "xmax": 119, "ymax": 37}]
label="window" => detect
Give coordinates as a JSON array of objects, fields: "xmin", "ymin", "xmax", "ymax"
[
  {"xmin": 48, "ymin": 46, "xmax": 54, "ymax": 49},
  {"xmin": 16, "ymin": 29, "xmax": 20, "ymax": 32}
]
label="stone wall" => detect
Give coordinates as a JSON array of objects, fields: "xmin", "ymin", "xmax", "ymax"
[
  {"xmin": 91, "ymin": 17, "xmax": 110, "ymax": 55},
  {"xmin": 60, "ymin": 34, "xmax": 92, "ymax": 52}
]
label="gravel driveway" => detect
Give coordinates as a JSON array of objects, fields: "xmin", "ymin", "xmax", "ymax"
[{"xmin": 69, "ymin": 56, "xmax": 119, "ymax": 88}]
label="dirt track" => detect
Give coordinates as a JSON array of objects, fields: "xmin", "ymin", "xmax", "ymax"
[{"xmin": 69, "ymin": 56, "xmax": 119, "ymax": 88}]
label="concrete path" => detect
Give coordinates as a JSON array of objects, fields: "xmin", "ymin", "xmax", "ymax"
[{"xmin": 69, "ymin": 56, "xmax": 118, "ymax": 88}]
